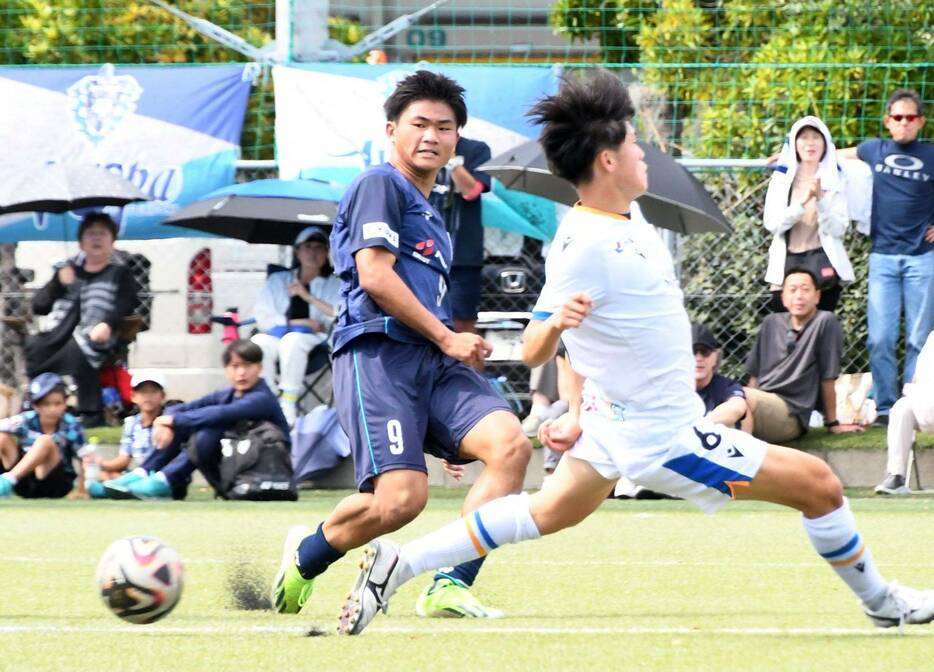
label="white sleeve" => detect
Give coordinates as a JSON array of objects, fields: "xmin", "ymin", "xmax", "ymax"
[
  {"xmin": 531, "ymin": 241, "xmax": 606, "ymax": 321},
  {"xmin": 252, "ymin": 273, "xmax": 287, "ymax": 333}
]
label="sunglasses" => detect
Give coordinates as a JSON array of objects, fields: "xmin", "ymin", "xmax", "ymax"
[
  {"xmin": 693, "ymin": 346, "xmax": 715, "ymax": 357},
  {"xmin": 889, "ymin": 114, "xmax": 921, "ymax": 123}
]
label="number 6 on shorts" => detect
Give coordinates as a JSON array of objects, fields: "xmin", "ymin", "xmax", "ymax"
[{"xmin": 387, "ymin": 419, "xmax": 405, "ymax": 455}]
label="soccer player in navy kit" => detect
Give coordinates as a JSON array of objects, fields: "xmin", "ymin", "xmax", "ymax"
[{"xmin": 272, "ymin": 71, "xmax": 531, "ymax": 618}]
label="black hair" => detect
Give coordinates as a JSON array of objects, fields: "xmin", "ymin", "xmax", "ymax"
[
  {"xmin": 291, "ymin": 237, "xmax": 334, "ymax": 277},
  {"xmin": 77, "ymin": 212, "xmax": 118, "ymax": 242},
  {"xmin": 794, "ymin": 124, "xmax": 827, "ymax": 162},
  {"xmin": 783, "ymin": 266, "xmax": 820, "ymax": 290},
  {"xmin": 383, "ymin": 70, "xmax": 467, "ymax": 129},
  {"xmin": 886, "ymin": 88, "xmax": 925, "ymax": 116},
  {"xmin": 222, "ymin": 339, "xmax": 263, "ymax": 365},
  {"xmin": 527, "ymin": 70, "xmax": 635, "ymax": 186}
]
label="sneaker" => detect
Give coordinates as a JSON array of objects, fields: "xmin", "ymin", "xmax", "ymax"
[
  {"xmin": 520, "ymin": 413, "xmax": 544, "ymax": 437},
  {"xmin": 337, "ymin": 538, "xmax": 402, "ymax": 635},
  {"xmin": 102, "ymin": 470, "xmax": 147, "ymax": 499},
  {"xmin": 872, "ymin": 414, "xmax": 889, "ymax": 428},
  {"xmin": 271, "ymin": 526, "xmax": 314, "ymax": 614},
  {"xmin": 0, "ymin": 477, "xmax": 12, "ymax": 498},
  {"xmin": 415, "ymin": 578, "xmax": 504, "ymax": 619},
  {"xmin": 86, "ymin": 481, "xmax": 107, "ymax": 499},
  {"xmin": 874, "ymin": 474, "xmax": 910, "ymax": 496},
  {"xmin": 864, "ymin": 582, "xmax": 934, "ymax": 631},
  {"xmin": 126, "ymin": 475, "xmax": 172, "ymax": 500}
]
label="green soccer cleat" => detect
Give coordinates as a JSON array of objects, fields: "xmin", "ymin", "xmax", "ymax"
[
  {"xmin": 271, "ymin": 525, "xmax": 314, "ymax": 614},
  {"xmin": 0, "ymin": 477, "xmax": 12, "ymax": 498},
  {"xmin": 415, "ymin": 578, "xmax": 504, "ymax": 619},
  {"xmin": 86, "ymin": 481, "xmax": 107, "ymax": 499}
]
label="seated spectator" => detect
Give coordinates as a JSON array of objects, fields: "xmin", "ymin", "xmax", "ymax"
[
  {"xmin": 744, "ymin": 268, "xmax": 863, "ymax": 443},
  {"xmin": 875, "ymin": 329, "xmax": 934, "ymax": 495},
  {"xmin": 102, "ymin": 340, "xmax": 289, "ymax": 501},
  {"xmin": 763, "ymin": 116, "xmax": 853, "ymax": 313},
  {"xmin": 82, "ymin": 371, "xmax": 167, "ymax": 499},
  {"xmin": 691, "ymin": 322, "xmax": 752, "ymax": 433},
  {"xmin": 251, "ymin": 226, "xmax": 340, "ymax": 425},
  {"xmin": 0, "ymin": 373, "xmax": 84, "ymax": 499},
  {"xmin": 25, "ymin": 213, "xmax": 139, "ymax": 427}
]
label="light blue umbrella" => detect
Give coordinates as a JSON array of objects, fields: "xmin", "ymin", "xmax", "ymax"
[{"xmin": 299, "ymin": 165, "xmax": 558, "ymax": 240}]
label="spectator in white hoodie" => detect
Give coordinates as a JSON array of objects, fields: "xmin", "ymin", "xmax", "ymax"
[{"xmin": 763, "ymin": 116, "xmax": 854, "ymax": 312}]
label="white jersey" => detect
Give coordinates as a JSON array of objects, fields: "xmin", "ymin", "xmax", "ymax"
[{"xmin": 532, "ymin": 204, "xmax": 704, "ymax": 450}]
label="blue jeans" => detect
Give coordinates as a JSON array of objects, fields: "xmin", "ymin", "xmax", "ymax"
[{"xmin": 867, "ymin": 250, "xmax": 934, "ymax": 415}]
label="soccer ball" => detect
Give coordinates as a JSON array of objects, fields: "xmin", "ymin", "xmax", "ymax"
[{"xmin": 95, "ymin": 535, "xmax": 184, "ymax": 624}]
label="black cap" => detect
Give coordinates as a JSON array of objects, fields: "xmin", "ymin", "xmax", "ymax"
[{"xmin": 691, "ymin": 323, "xmax": 720, "ymax": 350}]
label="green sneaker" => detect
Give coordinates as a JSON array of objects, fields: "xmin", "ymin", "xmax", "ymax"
[
  {"xmin": 415, "ymin": 578, "xmax": 504, "ymax": 619},
  {"xmin": 271, "ymin": 526, "xmax": 314, "ymax": 614}
]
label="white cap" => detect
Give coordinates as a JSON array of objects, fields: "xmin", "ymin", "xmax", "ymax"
[{"xmin": 130, "ymin": 370, "xmax": 167, "ymax": 391}]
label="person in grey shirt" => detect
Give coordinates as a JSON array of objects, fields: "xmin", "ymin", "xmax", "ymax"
[{"xmin": 744, "ymin": 268, "xmax": 864, "ymax": 442}]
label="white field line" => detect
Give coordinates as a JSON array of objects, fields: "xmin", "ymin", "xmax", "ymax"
[
  {"xmin": 4, "ymin": 555, "xmax": 934, "ymax": 569},
  {"xmin": 0, "ymin": 622, "xmax": 929, "ymax": 637}
]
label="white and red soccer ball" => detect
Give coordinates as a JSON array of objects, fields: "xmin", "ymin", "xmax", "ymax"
[{"xmin": 96, "ymin": 535, "xmax": 184, "ymax": 624}]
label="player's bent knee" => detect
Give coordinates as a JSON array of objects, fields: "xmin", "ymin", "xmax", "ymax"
[
  {"xmin": 376, "ymin": 488, "xmax": 428, "ymax": 529},
  {"xmin": 491, "ymin": 432, "xmax": 532, "ymax": 472},
  {"xmin": 806, "ymin": 460, "xmax": 844, "ymax": 516}
]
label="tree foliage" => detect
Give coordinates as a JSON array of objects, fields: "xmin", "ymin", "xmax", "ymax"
[{"xmin": 550, "ymin": 0, "xmax": 933, "ymax": 158}]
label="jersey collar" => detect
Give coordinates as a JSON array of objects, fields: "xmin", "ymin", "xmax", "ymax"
[{"xmin": 573, "ymin": 202, "xmax": 631, "ymax": 221}]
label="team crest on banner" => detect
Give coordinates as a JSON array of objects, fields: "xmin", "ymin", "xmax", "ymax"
[{"xmin": 66, "ymin": 64, "xmax": 143, "ymax": 146}]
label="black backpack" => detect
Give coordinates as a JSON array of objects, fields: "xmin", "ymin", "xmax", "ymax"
[{"xmin": 216, "ymin": 420, "xmax": 298, "ymax": 501}]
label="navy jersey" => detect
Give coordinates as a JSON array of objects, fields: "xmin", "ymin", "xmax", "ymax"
[{"xmin": 331, "ymin": 163, "xmax": 453, "ymax": 353}]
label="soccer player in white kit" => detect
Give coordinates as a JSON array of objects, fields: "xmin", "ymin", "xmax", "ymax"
[{"xmin": 337, "ymin": 70, "xmax": 934, "ymax": 635}]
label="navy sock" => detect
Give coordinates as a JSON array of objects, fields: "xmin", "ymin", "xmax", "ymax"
[
  {"xmin": 435, "ymin": 557, "xmax": 486, "ymax": 587},
  {"xmin": 296, "ymin": 523, "xmax": 345, "ymax": 580}
]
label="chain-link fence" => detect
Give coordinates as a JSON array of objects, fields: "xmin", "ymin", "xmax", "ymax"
[
  {"xmin": 679, "ymin": 167, "xmax": 872, "ymax": 383},
  {"xmin": 1, "ymin": 165, "xmax": 878, "ymax": 410}
]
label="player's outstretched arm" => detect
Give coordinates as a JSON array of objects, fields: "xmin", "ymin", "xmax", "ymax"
[
  {"xmin": 707, "ymin": 397, "xmax": 748, "ymax": 429},
  {"xmin": 522, "ymin": 292, "xmax": 592, "ymax": 368},
  {"xmin": 356, "ymin": 247, "xmax": 491, "ymax": 368}
]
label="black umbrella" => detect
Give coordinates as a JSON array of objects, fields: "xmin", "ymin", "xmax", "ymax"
[
  {"xmin": 163, "ymin": 179, "xmax": 343, "ymax": 245},
  {"xmin": 479, "ymin": 140, "xmax": 732, "ymax": 234},
  {"xmin": 0, "ymin": 163, "xmax": 149, "ymax": 215}
]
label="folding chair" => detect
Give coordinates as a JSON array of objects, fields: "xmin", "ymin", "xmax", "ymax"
[
  {"xmin": 907, "ymin": 441, "xmax": 923, "ymax": 491},
  {"xmin": 262, "ymin": 263, "xmax": 334, "ymax": 410},
  {"xmin": 297, "ymin": 341, "xmax": 333, "ymax": 409}
]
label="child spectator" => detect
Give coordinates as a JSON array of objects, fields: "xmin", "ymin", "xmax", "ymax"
[
  {"xmin": 83, "ymin": 371, "xmax": 167, "ymax": 499},
  {"xmin": 103, "ymin": 340, "xmax": 289, "ymax": 500},
  {"xmin": 0, "ymin": 373, "xmax": 84, "ymax": 499}
]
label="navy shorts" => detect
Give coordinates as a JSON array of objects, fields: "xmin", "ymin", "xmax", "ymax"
[
  {"xmin": 449, "ymin": 266, "xmax": 483, "ymax": 321},
  {"xmin": 332, "ymin": 334, "xmax": 513, "ymax": 491}
]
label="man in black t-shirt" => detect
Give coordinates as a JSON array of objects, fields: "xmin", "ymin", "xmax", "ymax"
[
  {"xmin": 692, "ymin": 323, "xmax": 751, "ymax": 432},
  {"xmin": 744, "ymin": 269, "xmax": 863, "ymax": 443}
]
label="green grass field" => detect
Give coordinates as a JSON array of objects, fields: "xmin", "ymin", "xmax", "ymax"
[{"xmin": 3, "ymin": 488, "xmax": 934, "ymax": 672}]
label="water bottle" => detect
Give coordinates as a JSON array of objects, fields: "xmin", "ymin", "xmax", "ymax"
[{"xmin": 79, "ymin": 437, "xmax": 102, "ymax": 488}]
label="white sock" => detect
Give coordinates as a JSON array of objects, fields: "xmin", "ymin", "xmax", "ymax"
[
  {"xmin": 154, "ymin": 472, "xmax": 169, "ymax": 485},
  {"xmin": 397, "ymin": 492, "xmax": 541, "ymax": 584},
  {"xmin": 528, "ymin": 403, "xmax": 550, "ymax": 420},
  {"xmin": 132, "ymin": 467, "xmax": 147, "ymax": 477},
  {"xmin": 1, "ymin": 473, "xmax": 17, "ymax": 486},
  {"xmin": 802, "ymin": 498, "xmax": 888, "ymax": 607}
]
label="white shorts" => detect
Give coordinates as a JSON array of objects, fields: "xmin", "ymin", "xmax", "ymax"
[{"xmin": 569, "ymin": 414, "xmax": 768, "ymax": 513}]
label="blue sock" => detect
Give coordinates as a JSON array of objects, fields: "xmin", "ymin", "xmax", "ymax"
[
  {"xmin": 296, "ymin": 523, "xmax": 345, "ymax": 580},
  {"xmin": 435, "ymin": 557, "xmax": 486, "ymax": 587}
]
